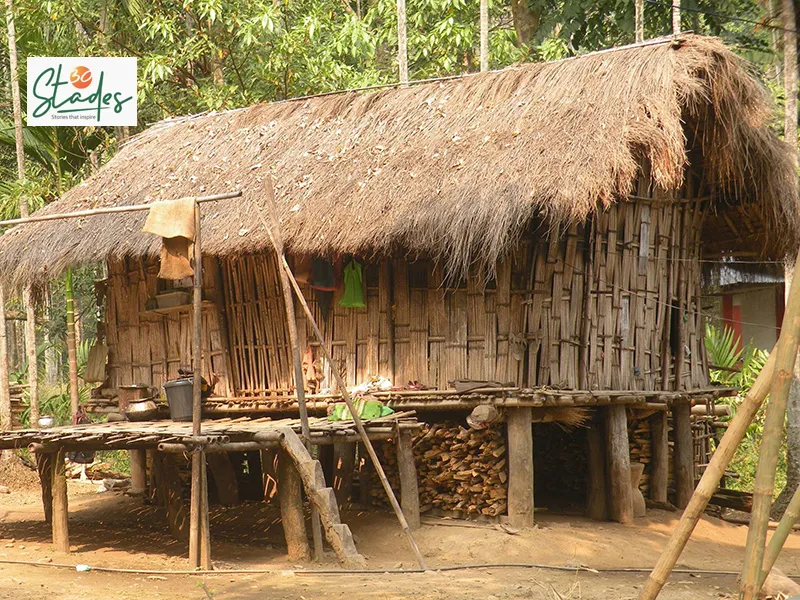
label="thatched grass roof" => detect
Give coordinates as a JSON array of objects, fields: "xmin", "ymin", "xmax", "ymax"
[{"xmin": 0, "ymin": 34, "xmax": 796, "ymax": 286}]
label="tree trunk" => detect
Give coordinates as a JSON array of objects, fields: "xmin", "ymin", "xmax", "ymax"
[
  {"xmin": 510, "ymin": 0, "xmax": 541, "ymax": 47},
  {"xmin": 0, "ymin": 285, "xmax": 10, "ymax": 440},
  {"xmin": 772, "ymin": 0, "xmax": 799, "ymax": 522},
  {"xmin": 6, "ymin": 0, "xmax": 38, "ymax": 425},
  {"xmin": 44, "ymin": 287, "xmax": 58, "ymax": 385},
  {"xmin": 397, "ymin": 0, "xmax": 408, "ymax": 84},
  {"xmin": 635, "ymin": 0, "xmax": 644, "ymax": 42},
  {"xmin": 65, "ymin": 269, "xmax": 80, "ymax": 419},
  {"xmin": 672, "ymin": 0, "xmax": 681, "ymax": 34},
  {"xmin": 479, "ymin": 0, "xmax": 488, "ymax": 72}
]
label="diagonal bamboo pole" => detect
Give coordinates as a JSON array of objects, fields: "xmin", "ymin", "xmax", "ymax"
[
  {"xmin": 248, "ymin": 189, "xmax": 427, "ymax": 570},
  {"xmin": 640, "ymin": 253, "xmax": 800, "ymax": 600},
  {"xmin": 640, "ymin": 351, "xmax": 776, "ymax": 599},
  {"xmin": 759, "ymin": 480, "xmax": 800, "ymax": 588},
  {"xmin": 741, "ymin": 252, "xmax": 800, "ymax": 598}
]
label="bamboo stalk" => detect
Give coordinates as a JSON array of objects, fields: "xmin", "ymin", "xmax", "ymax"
[
  {"xmin": 638, "ymin": 347, "xmax": 777, "ymax": 600},
  {"xmin": 740, "ymin": 252, "xmax": 800, "ymax": 599},
  {"xmin": 760, "ymin": 480, "xmax": 800, "ymax": 587},
  {"xmin": 65, "ymin": 268, "xmax": 79, "ymax": 419}
]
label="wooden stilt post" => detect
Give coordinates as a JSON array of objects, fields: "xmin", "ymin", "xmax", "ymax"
[
  {"xmin": 155, "ymin": 452, "xmax": 189, "ymax": 542},
  {"xmin": 586, "ymin": 412, "xmax": 608, "ymax": 521},
  {"xmin": 649, "ymin": 411, "xmax": 668, "ymax": 503},
  {"xmin": 199, "ymin": 450, "xmax": 211, "ymax": 570},
  {"xmin": 278, "ymin": 449, "xmax": 311, "ymax": 561},
  {"xmin": 188, "ymin": 200, "xmax": 209, "ymax": 569},
  {"xmin": 507, "ymin": 406, "xmax": 534, "ymax": 528},
  {"xmin": 129, "ymin": 449, "xmax": 147, "ymax": 495},
  {"xmin": 333, "ymin": 443, "xmax": 356, "ymax": 506},
  {"xmin": 51, "ymin": 448, "xmax": 69, "ymax": 553},
  {"xmin": 36, "ymin": 452, "xmax": 53, "ymax": 524},
  {"xmin": 396, "ymin": 429, "xmax": 421, "ymax": 530},
  {"xmin": 605, "ymin": 405, "xmax": 633, "ymax": 524},
  {"xmin": 672, "ymin": 402, "xmax": 693, "ymax": 509}
]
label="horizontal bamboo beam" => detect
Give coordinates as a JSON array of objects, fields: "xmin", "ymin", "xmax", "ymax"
[
  {"xmin": 158, "ymin": 441, "xmax": 280, "ymax": 453},
  {"xmin": 0, "ymin": 191, "xmax": 242, "ymax": 228}
]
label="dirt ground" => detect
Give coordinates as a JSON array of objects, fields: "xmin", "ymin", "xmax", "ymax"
[{"xmin": 1, "ymin": 471, "xmax": 800, "ymax": 600}]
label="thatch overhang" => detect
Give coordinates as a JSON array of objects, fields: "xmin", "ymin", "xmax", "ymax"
[{"xmin": 0, "ymin": 34, "xmax": 797, "ymax": 287}]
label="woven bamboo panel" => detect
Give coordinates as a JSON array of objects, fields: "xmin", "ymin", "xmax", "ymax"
[{"xmin": 105, "ymin": 257, "xmax": 232, "ymax": 395}]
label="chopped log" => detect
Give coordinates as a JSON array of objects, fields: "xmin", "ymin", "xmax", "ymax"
[
  {"xmin": 586, "ymin": 413, "xmax": 607, "ymax": 520},
  {"xmin": 129, "ymin": 449, "xmax": 147, "ymax": 495},
  {"xmin": 672, "ymin": 403, "xmax": 693, "ymax": 509},
  {"xmin": 36, "ymin": 452, "xmax": 53, "ymax": 524},
  {"xmin": 507, "ymin": 407, "xmax": 534, "ymax": 528},
  {"xmin": 396, "ymin": 430, "xmax": 421, "ymax": 530},
  {"xmin": 278, "ymin": 449, "xmax": 311, "ymax": 561},
  {"xmin": 605, "ymin": 405, "xmax": 633, "ymax": 524},
  {"xmin": 333, "ymin": 443, "xmax": 355, "ymax": 506},
  {"xmin": 51, "ymin": 449, "xmax": 69, "ymax": 553},
  {"xmin": 650, "ymin": 411, "xmax": 668, "ymax": 503},
  {"xmin": 207, "ymin": 452, "xmax": 240, "ymax": 506}
]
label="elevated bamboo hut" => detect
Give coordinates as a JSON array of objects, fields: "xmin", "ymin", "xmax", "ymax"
[{"xmin": 0, "ymin": 35, "xmax": 796, "ymax": 526}]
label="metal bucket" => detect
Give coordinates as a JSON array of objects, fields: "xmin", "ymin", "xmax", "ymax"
[{"xmin": 163, "ymin": 378, "xmax": 193, "ymax": 422}]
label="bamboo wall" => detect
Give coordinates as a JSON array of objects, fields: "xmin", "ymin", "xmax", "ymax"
[
  {"xmin": 104, "ymin": 257, "xmax": 234, "ymax": 395},
  {"xmin": 104, "ymin": 199, "xmax": 708, "ymax": 395}
]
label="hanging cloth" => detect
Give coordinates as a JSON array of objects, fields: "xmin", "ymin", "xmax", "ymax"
[
  {"xmin": 339, "ymin": 260, "xmax": 366, "ymax": 308},
  {"xmin": 311, "ymin": 257, "xmax": 337, "ymax": 320},
  {"xmin": 142, "ymin": 198, "xmax": 196, "ymax": 279}
]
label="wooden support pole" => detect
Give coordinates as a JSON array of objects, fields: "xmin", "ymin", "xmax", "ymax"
[
  {"xmin": 672, "ymin": 403, "xmax": 693, "ymax": 509},
  {"xmin": 605, "ymin": 405, "xmax": 633, "ymax": 524},
  {"xmin": 51, "ymin": 448, "xmax": 69, "ymax": 553},
  {"xmin": 650, "ymin": 411, "xmax": 669, "ymax": 503},
  {"xmin": 635, "ymin": 0, "xmax": 644, "ymax": 42},
  {"xmin": 129, "ymin": 449, "xmax": 147, "ymax": 495},
  {"xmin": 189, "ymin": 201, "xmax": 204, "ymax": 569},
  {"xmin": 155, "ymin": 452, "xmax": 189, "ymax": 542},
  {"xmin": 640, "ymin": 351, "xmax": 778, "ymax": 600},
  {"xmin": 397, "ymin": 0, "xmax": 408, "ymax": 85},
  {"xmin": 507, "ymin": 406, "xmax": 534, "ymax": 528},
  {"xmin": 36, "ymin": 452, "xmax": 53, "ymax": 524},
  {"xmin": 396, "ymin": 429, "xmax": 421, "ymax": 530},
  {"xmin": 278, "ymin": 449, "xmax": 311, "ymax": 561},
  {"xmin": 760, "ymin": 479, "xmax": 800, "ymax": 588},
  {"xmin": 0, "ymin": 284, "xmax": 10, "ymax": 435},
  {"xmin": 333, "ymin": 443, "xmax": 356, "ymax": 506},
  {"xmin": 199, "ymin": 450, "xmax": 211, "ymax": 570},
  {"xmin": 586, "ymin": 412, "xmax": 607, "ymax": 521}
]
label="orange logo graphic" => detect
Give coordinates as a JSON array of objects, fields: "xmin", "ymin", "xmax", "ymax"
[{"xmin": 69, "ymin": 66, "xmax": 92, "ymax": 89}]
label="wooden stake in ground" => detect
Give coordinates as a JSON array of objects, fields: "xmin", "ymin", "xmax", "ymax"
[
  {"xmin": 640, "ymin": 251, "xmax": 800, "ymax": 600},
  {"xmin": 4, "ymin": 0, "xmax": 37, "ymax": 427},
  {"xmin": 248, "ymin": 191, "xmax": 427, "ymax": 570},
  {"xmin": 741, "ymin": 279, "xmax": 800, "ymax": 598}
]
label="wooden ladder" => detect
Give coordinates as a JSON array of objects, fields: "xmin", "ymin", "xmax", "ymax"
[{"xmin": 278, "ymin": 427, "xmax": 366, "ymax": 568}]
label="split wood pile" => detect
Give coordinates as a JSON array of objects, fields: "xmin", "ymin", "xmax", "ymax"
[
  {"xmin": 368, "ymin": 423, "xmax": 509, "ymax": 517},
  {"xmin": 628, "ymin": 415, "xmax": 675, "ymax": 497}
]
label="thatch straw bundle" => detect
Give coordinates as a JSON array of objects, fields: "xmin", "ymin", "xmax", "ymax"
[{"xmin": 0, "ymin": 34, "xmax": 795, "ymax": 287}]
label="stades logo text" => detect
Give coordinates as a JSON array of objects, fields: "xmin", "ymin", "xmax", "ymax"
[{"xmin": 27, "ymin": 57, "xmax": 137, "ymax": 127}]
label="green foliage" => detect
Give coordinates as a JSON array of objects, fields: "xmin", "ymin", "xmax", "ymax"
[{"xmin": 705, "ymin": 324, "xmax": 777, "ymax": 493}]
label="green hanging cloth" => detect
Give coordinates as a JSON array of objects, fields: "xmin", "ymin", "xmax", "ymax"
[{"xmin": 339, "ymin": 260, "xmax": 366, "ymax": 308}]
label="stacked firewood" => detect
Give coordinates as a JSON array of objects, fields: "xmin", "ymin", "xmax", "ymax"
[
  {"xmin": 628, "ymin": 417, "xmax": 652, "ymax": 495},
  {"xmin": 369, "ymin": 422, "xmax": 509, "ymax": 517}
]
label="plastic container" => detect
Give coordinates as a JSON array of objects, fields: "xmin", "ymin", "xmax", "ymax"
[{"xmin": 163, "ymin": 378, "xmax": 193, "ymax": 422}]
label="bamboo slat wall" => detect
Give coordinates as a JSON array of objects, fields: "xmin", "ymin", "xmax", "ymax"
[
  {"xmin": 105, "ymin": 258, "xmax": 234, "ymax": 395},
  {"xmin": 104, "ymin": 198, "xmax": 708, "ymax": 396}
]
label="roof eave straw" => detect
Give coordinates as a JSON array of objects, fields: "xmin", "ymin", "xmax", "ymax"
[{"xmin": 252, "ymin": 180, "xmax": 428, "ymax": 571}]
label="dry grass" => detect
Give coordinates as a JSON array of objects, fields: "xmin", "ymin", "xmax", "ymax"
[{"xmin": 0, "ymin": 34, "xmax": 795, "ymax": 287}]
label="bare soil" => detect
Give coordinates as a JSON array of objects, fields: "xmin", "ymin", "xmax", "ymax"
[{"xmin": 1, "ymin": 478, "xmax": 800, "ymax": 600}]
